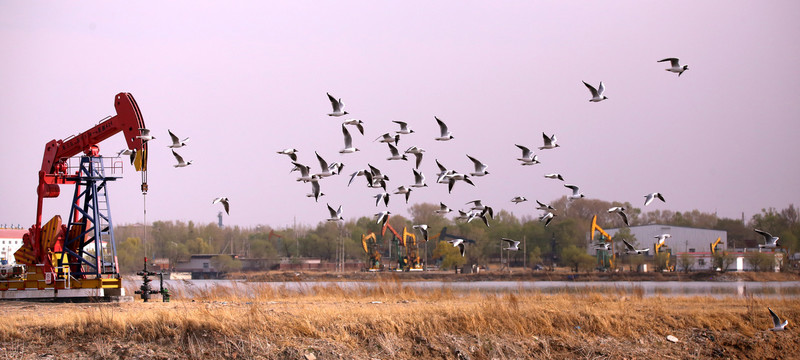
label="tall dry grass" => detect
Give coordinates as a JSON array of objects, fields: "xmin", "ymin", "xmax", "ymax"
[{"xmin": 0, "ymin": 282, "xmax": 796, "ymax": 359}]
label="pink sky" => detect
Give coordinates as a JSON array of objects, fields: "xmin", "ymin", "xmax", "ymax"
[{"xmin": 1, "ymin": 2, "xmax": 799, "ymax": 229}]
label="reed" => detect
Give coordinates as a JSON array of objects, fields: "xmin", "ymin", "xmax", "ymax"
[{"xmin": 0, "ymin": 285, "xmax": 796, "ymax": 359}]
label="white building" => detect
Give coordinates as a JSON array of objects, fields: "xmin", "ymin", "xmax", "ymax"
[{"xmin": 0, "ymin": 228, "xmax": 26, "ymax": 265}]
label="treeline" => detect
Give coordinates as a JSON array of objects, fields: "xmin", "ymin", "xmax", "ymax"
[{"xmin": 113, "ymin": 198, "xmax": 800, "ymax": 273}]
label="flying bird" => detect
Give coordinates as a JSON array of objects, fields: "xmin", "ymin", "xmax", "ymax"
[
  {"xmin": 386, "ymin": 143, "xmax": 408, "ymax": 161},
  {"xmin": 466, "ymin": 155, "xmax": 489, "ymax": 176},
  {"xmin": 277, "ymin": 148, "xmax": 299, "ymax": 161},
  {"xmin": 434, "ymin": 116, "xmax": 454, "ymax": 141},
  {"xmin": 342, "ymin": 119, "xmax": 365, "ymax": 135},
  {"xmin": 655, "ymin": 234, "xmax": 671, "ymax": 245},
  {"xmin": 644, "ymin": 192, "xmax": 666, "ymax": 206},
  {"xmin": 410, "ymin": 169, "xmax": 428, "ymax": 188},
  {"xmin": 308, "ymin": 176, "xmax": 324, "ymax": 202},
  {"xmin": 434, "ymin": 202, "xmax": 453, "ymax": 215},
  {"xmin": 448, "ymin": 239, "xmax": 466, "ymax": 257},
  {"xmin": 658, "ymin": 58, "xmax": 689, "ymax": 76},
  {"xmin": 413, "ymin": 224, "xmax": 429, "ymax": 242},
  {"xmin": 348, "ymin": 169, "xmax": 370, "ymax": 187},
  {"xmin": 564, "ymin": 184, "xmax": 585, "ymax": 200},
  {"xmin": 393, "ymin": 186, "xmax": 413, "ymax": 204},
  {"xmin": 608, "ymin": 206, "xmax": 629, "ymax": 226},
  {"xmin": 768, "ymin": 308, "xmax": 789, "ymax": 331},
  {"xmin": 327, "ymin": 204, "xmax": 343, "ymax": 221},
  {"xmin": 622, "ymin": 239, "xmax": 649, "ymax": 255},
  {"xmin": 327, "ymin": 92, "xmax": 348, "ymax": 116},
  {"xmin": 539, "ymin": 212, "xmax": 556, "ymax": 227},
  {"xmin": 339, "ymin": 125, "xmax": 360, "ymax": 154},
  {"xmin": 443, "ymin": 173, "xmax": 474, "ymax": 193},
  {"xmin": 539, "ymin": 133, "xmax": 560, "ymax": 150},
  {"xmin": 375, "ymin": 133, "xmax": 400, "ymax": 146},
  {"xmin": 404, "ymin": 146, "xmax": 425, "ymax": 169},
  {"xmin": 536, "ymin": 200, "xmax": 555, "ymax": 211},
  {"xmin": 467, "ymin": 209, "xmax": 491, "ymax": 227},
  {"xmin": 368, "ymin": 164, "xmax": 389, "ymax": 182},
  {"xmin": 511, "ymin": 196, "xmax": 528, "ymax": 204},
  {"xmin": 167, "ymin": 129, "xmax": 189, "ymax": 148},
  {"xmin": 755, "ymin": 229, "xmax": 780, "ymax": 249},
  {"xmin": 314, "ymin": 152, "xmax": 335, "ymax": 178},
  {"xmin": 501, "ymin": 238, "xmax": 520, "ymax": 251},
  {"xmin": 435, "ymin": 159, "xmax": 455, "ymax": 183},
  {"xmin": 136, "ymin": 128, "xmax": 155, "ymax": 142},
  {"xmin": 392, "ymin": 121, "xmax": 414, "ymax": 134},
  {"xmin": 292, "ymin": 162, "xmax": 313, "ymax": 182},
  {"xmin": 544, "ymin": 173, "xmax": 564, "ymax": 181},
  {"xmin": 515, "ymin": 144, "xmax": 540, "ymax": 165},
  {"xmin": 212, "ymin": 197, "xmax": 230, "ymax": 215},
  {"xmin": 118, "ymin": 148, "xmax": 136, "ymax": 165},
  {"xmin": 583, "ymin": 81, "xmax": 608, "ymax": 102},
  {"xmin": 171, "ymin": 150, "xmax": 192, "ymax": 167},
  {"xmin": 373, "ymin": 192, "xmax": 390, "ymax": 207},
  {"xmin": 375, "ymin": 211, "xmax": 391, "ymax": 227}
]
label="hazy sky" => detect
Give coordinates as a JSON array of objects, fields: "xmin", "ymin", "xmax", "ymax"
[{"xmin": 1, "ymin": 2, "xmax": 799, "ymax": 229}]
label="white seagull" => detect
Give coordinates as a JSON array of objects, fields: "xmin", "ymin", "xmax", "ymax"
[
  {"xmin": 608, "ymin": 206, "xmax": 630, "ymax": 226},
  {"xmin": 755, "ymin": 229, "xmax": 780, "ymax": 249},
  {"xmin": 386, "ymin": 143, "xmax": 408, "ymax": 161},
  {"xmin": 466, "ymin": 155, "xmax": 489, "ymax": 176},
  {"xmin": 565, "ymin": 184, "xmax": 585, "ymax": 200},
  {"xmin": 644, "ymin": 192, "xmax": 666, "ymax": 206},
  {"xmin": 434, "ymin": 202, "xmax": 453, "ymax": 215},
  {"xmin": 404, "ymin": 146, "xmax": 425, "ymax": 169},
  {"xmin": 413, "ymin": 224, "xmax": 429, "ymax": 242},
  {"xmin": 539, "ymin": 133, "xmax": 560, "ymax": 150},
  {"xmin": 622, "ymin": 239, "xmax": 649, "ymax": 255},
  {"xmin": 167, "ymin": 129, "xmax": 189, "ymax": 148},
  {"xmin": 539, "ymin": 212, "xmax": 556, "ymax": 227},
  {"xmin": 375, "ymin": 133, "xmax": 400, "ymax": 146},
  {"xmin": 544, "ymin": 173, "xmax": 564, "ymax": 181},
  {"xmin": 393, "ymin": 186, "xmax": 413, "ymax": 204},
  {"xmin": 583, "ymin": 81, "xmax": 608, "ymax": 102},
  {"xmin": 339, "ymin": 125, "xmax": 360, "ymax": 154},
  {"xmin": 212, "ymin": 197, "xmax": 230, "ymax": 215},
  {"xmin": 374, "ymin": 192, "xmax": 390, "ymax": 207},
  {"xmin": 171, "ymin": 150, "xmax": 192, "ymax": 168},
  {"xmin": 435, "ymin": 159, "xmax": 455, "ymax": 183},
  {"xmin": 655, "ymin": 234, "xmax": 672, "ymax": 245},
  {"xmin": 411, "ymin": 169, "xmax": 428, "ymax": 188},
  {"xmin": 443, "ymin": 173, "xmax": 475, "ymax": 193},
  {"xmin": 314, "ymin": 152, "xmax": 335, "ymax": 178},
  {"xmin": 292, "ymin": 162, "xmax": 313, "ymax": 182},
  {"xmin": 136, "ymin": 128, "xmax": 155, "ymax": 142},
  {"xmin": 511, "ymin": 196, "xmax": 528, "ymax": 204},
  {"xmin": 342, "ymin": 119, "xmax": 365, "ymax": 135},
  {"xmin": 375, "ymin": 211, "xmax": 391, "ymax": 227},
  {"xmin": 448, "ymin": 239, "xmax": 466, "ymax": 257},
  {"xmin": 434, "ymin": 116, "xmax": 454, "ymax": 141},
  {"xmin": 536, "ymin": 200, "xmax": 555, "ymax": 211},
  {"xmin": 348, "ymin": 169, "xmax": 369, "ymax": 187},
  {"xmin": 277, "ymin": 148, "xmax": 299, "ymax": 161},
  {"xmin": 368, "ymin": 164, "xmax": 389, "ymax": 182},
  {"xmin": 392, "ymin": 121, "xmax": 414, "ymax": 134},
  {"xmin": 501, "ymin": 238, "xmax": 520, "ymax": 251},
  {"xmin": 327, "ymin": 92, "xmax": 348, "ymax": 117},
  {"xmin": 326, "ymin": 204, "xmax": 343, "ymax": 221},
  {"xmin": 515, "ymin": 144, "xmax": 540, "ymax": 165},
  {"xmin": 768, "ymin": 308, "xmax": 789, "ymax": 331},
  {"xmin": 658, "ymin": 58, "xmax": 689, "ymax": 77},
  {"xmin": 308, "ymin": 176, "xmax": 324, "ymax": 202}
]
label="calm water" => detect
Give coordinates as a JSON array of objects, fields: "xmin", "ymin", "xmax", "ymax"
[{"xmin": 123, "ymin": 279, "xmax": 800, "ymax": 299}]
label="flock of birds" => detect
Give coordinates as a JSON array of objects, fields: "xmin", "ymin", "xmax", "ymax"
[
  {"xmin": 274, "ymin": 59, "xmax": 697, "ymax": 257},
  {"xmin": 118, "ymin": 56, "xmax": 787, "ymax": 332}
]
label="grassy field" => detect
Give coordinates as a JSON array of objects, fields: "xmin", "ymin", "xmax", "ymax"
[{"xmin": 0, "ymin": 281, "xmax": 797, "ymax": 359}]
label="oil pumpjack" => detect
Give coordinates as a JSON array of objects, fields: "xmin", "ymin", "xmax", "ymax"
[{"xmin": 1, "ymin": 93, "xmax": 149, "ymax": 300}]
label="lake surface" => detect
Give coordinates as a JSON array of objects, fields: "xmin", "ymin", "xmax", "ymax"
[{"xmin": 123, "ymin": 279, "xmax": 800, "ymax": 299}]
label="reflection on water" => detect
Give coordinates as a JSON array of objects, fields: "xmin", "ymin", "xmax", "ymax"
[{"xmin": 123, "ymin": 279, "xmax": 800, "ymax": 299}]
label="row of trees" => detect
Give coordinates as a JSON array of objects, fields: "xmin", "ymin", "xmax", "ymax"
[{"xmin": 112, "ymin": 199, "xmax": 800, "ymax": 274}]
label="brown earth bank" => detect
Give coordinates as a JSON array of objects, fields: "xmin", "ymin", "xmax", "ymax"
[
  {"xmin": 0, "ymin": 287, "xmax": 797, "ymax": 360},
  {"xmin": 234, "ymin": 269, "xmax": 800, "ymax": 283}
]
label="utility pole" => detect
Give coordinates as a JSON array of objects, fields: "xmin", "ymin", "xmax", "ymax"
[{"xmin": 523, "ymin": 235, "xmax": 527, "ymax": 271}]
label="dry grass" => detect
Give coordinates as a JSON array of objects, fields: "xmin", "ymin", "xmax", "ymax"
[{"xmin": 0, "ymin": 283, "xmax": 797, "ymax": 359}]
